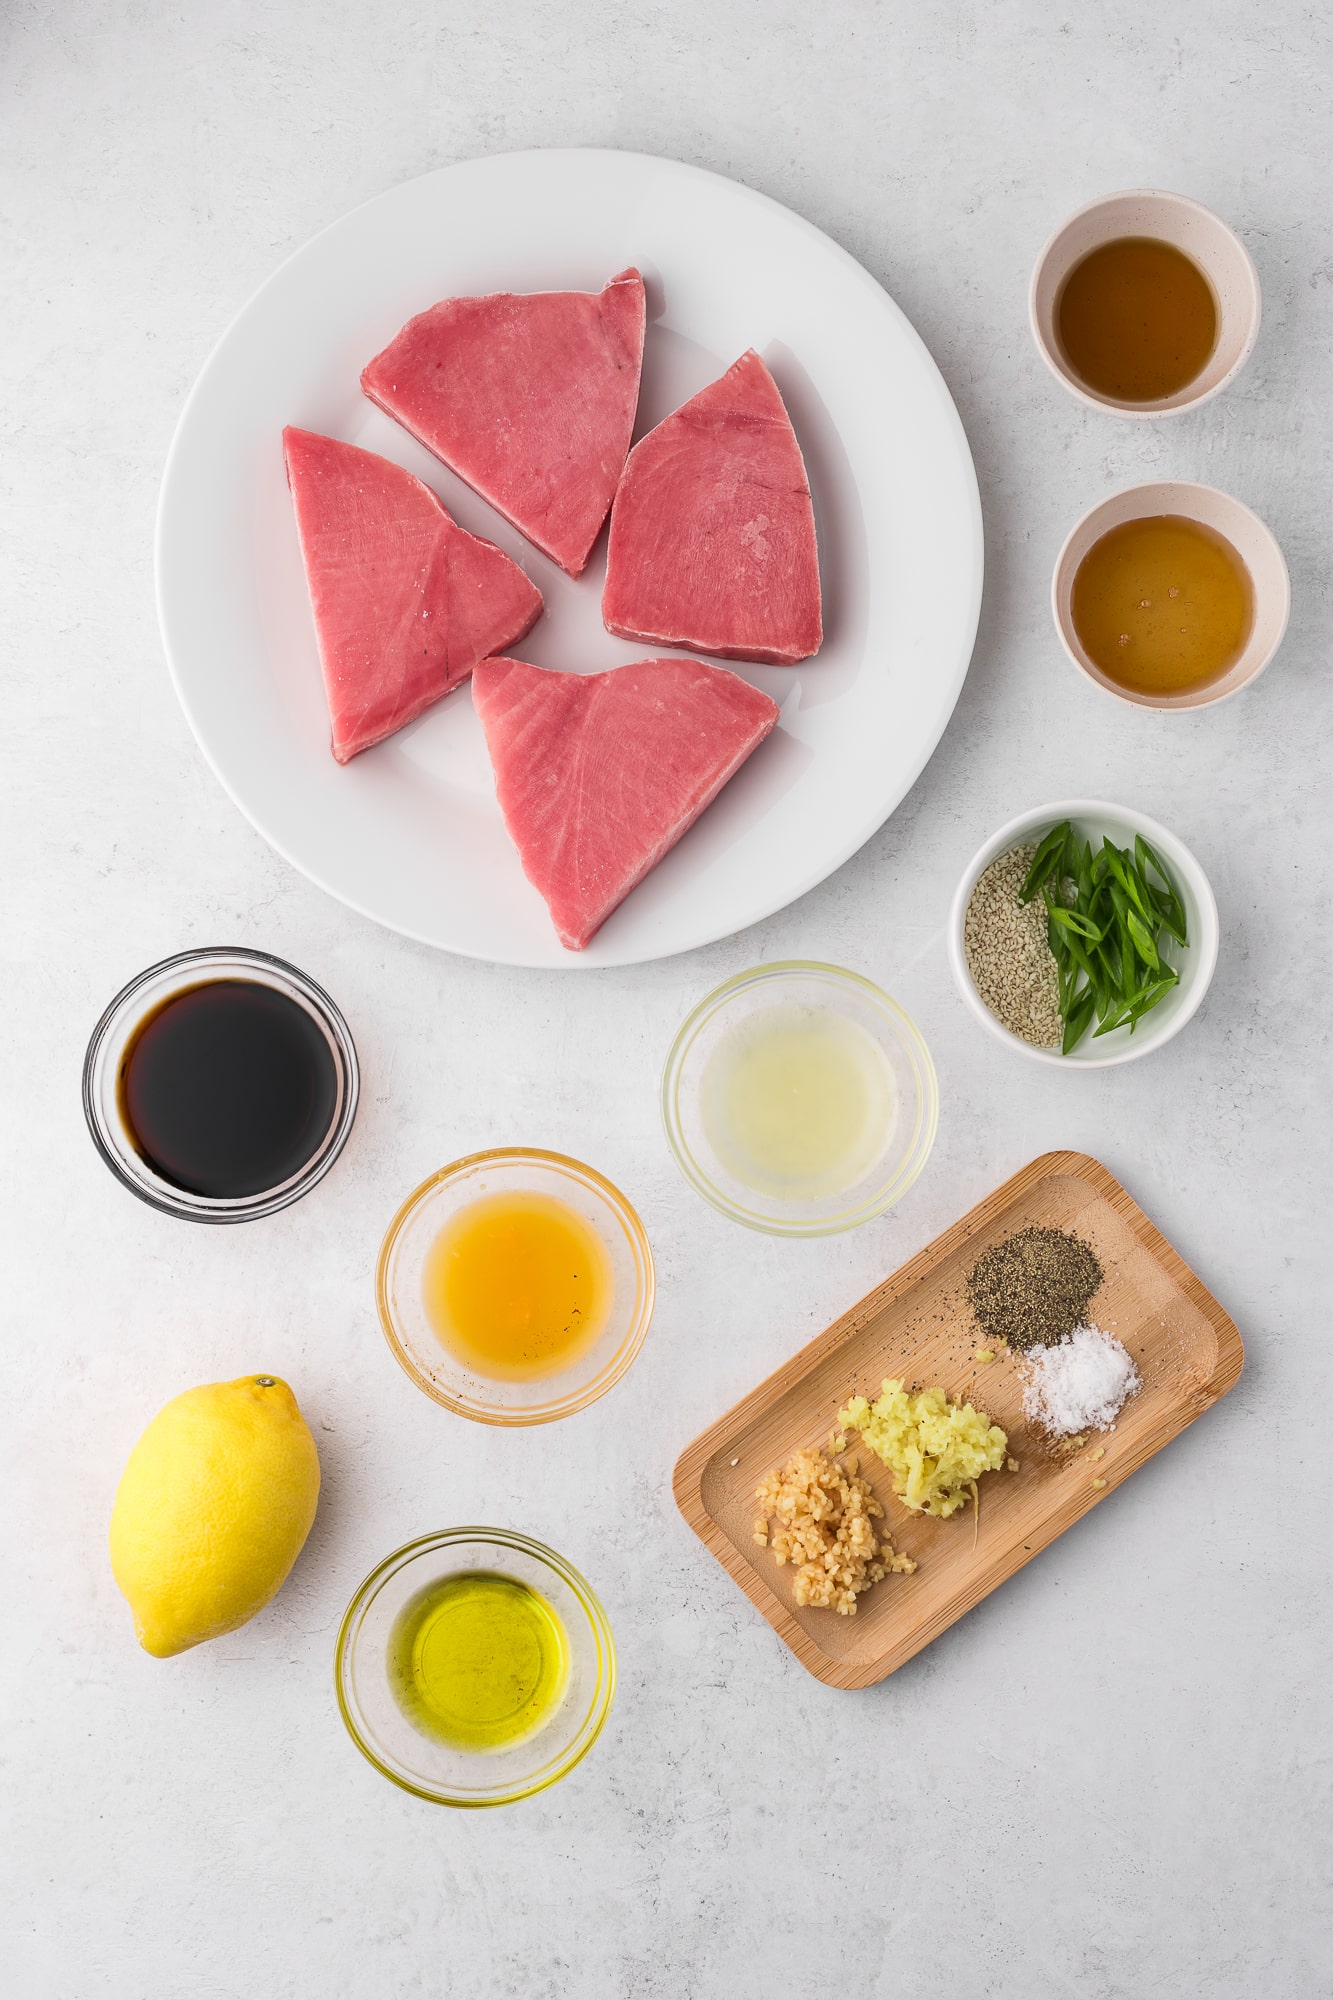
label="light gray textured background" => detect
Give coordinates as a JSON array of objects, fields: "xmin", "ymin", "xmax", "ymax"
[{"xmin": 4, "ymin": 4, "xmax": 1329, "ymax": 1996}]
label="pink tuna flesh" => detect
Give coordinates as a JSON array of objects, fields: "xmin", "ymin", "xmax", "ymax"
[
  {"xmin": 472, "ymin": 655, "xmax": 780, "ymax": 950},
  {"xmin": 283, "ymin": 426, "xmax": 542, "ymax": 764},
  {"xmin": 602, "ymin": 348, "xmax": 822, "ymax": 667},
  {"xmin": 360, "ymin": 269, "xmax": 646, "ymax": 579}
]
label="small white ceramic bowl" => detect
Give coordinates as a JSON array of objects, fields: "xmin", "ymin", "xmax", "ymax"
[
  {"xmin": 1030, "ymin": 188, "xmax": 1261, "ymax": 418},
  {"xmin": 947, "ymin": 801, "xmax": 1219, "ymax": 1068},
  {"xmin": 1052, "ymin": 481, "xmax": 1290, "ymax": 711}
]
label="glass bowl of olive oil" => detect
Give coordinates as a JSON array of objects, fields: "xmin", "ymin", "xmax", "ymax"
[
  {"xmin": 335, "ymin": 1528, "xmax": 616, "ymax": 1808},
  {"xmin": 661, "ymin": 961, "xmax": 938, "ymax": 1236},
  {"xmin": 377, "ymin": 1149, "xmax": 655, "ymax": 1425}
]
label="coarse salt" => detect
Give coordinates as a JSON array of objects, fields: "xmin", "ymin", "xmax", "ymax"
[{"xmin": 1020, "ymin": 1323, "xmax": 1140, "ymax": 1437}]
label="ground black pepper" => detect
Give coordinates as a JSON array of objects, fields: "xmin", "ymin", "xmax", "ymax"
[{"xmin": 965, "ymin": 1225, "xmax": 1104, "ymax": 1351}]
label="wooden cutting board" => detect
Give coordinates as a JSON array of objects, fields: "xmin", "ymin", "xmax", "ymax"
[{"xmin": 672, "ymin": 1151, "xmax": 1243, "ymax": 1688}]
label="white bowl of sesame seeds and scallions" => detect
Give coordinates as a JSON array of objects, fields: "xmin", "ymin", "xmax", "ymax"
[{"xmin": 947, "ymin": 801, "xmax": 1218, "ymax": 1068}]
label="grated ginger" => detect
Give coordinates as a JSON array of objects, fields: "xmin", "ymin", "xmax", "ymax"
[{"xmin": 839, "ymin": 1380, "xmax": 1008, "ymax": 1518}]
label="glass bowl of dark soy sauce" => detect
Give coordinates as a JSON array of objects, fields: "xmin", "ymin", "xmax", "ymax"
[{"xmin": 83, "ymin": 948, "xmax": 359, "ymax": 1222}]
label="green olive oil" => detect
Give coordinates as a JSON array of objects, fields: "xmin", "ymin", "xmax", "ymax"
[{"xmin": 387, "ymin": 1572, "xmax": 570, "ymax": 1752}]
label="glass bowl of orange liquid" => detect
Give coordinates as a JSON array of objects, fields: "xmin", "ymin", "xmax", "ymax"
[{"xmin": 376, "ymin": 1149, "xmax": 656, "ymax": 1425}]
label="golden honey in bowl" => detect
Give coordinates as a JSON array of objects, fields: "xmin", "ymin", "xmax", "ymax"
[
  {"xmin": 1057, "ymin": 237, "xmax": 1217, "ymax": 402},
  {"xmin": 422, "ymin": 1188, "xmax": 612, "ymax": 1381},
  {"xmin": 387, "ymin": 1571, "xmax": 570, "ymax": 1752},
  {"xmin": 1071, "ymin": 514, "xmax": 1254, "ymax": 697}
]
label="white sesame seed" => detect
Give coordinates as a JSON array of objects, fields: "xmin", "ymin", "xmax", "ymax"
[{"xmin": 963, "ymin": 842, "xmax": 1063, "ymax": 1048}]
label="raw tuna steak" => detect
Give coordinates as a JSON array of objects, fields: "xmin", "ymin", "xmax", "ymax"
[
  {"xmin": 602, "ymin": 349, "xmax": 822, "ymax": 666},
  {"xmin": 361, "ymin": 269, "xmax": 646, "ymax": 578},
  {"xmin": 472, "ymin": 655, "xmax": 780, "ymax": 950},
  {"xmin": 283, "ymin": 427, "xmax": 541, "ymax": 764}
]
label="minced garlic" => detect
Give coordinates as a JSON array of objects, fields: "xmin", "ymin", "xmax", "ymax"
[{"xmin": 754, "ymin": 1446, "xmax": 915, "ymax": 1615}]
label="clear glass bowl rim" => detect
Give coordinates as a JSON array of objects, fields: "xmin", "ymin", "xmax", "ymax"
[
  {"xmin": 81, "ymin": 945, "xmax": 360, "ymax": 1223},
  {"xmin": 375, "ymin": 1147, "xmax": 656, "ymax": 1425},
  {"xmin": 334, "ymin": 1525, "xmax": 617, "ymax": 1808},
  {"xmin": 659, "ymin": 958, "xmax": 940, "ymax": 1237}
]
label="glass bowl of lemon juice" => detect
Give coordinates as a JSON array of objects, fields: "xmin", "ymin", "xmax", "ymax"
[
  {"xmin": 661, "ymin": 962, "xmax": 938, "ymax": 1235},
  {"xmin": 335, "ymin": 1528, "xmax": 615, "ymax": 1808}
]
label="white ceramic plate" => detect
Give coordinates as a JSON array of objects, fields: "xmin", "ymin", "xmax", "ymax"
[{"xmin": 157, "ymin": 150, "xmax": 982, "ymax": 968}]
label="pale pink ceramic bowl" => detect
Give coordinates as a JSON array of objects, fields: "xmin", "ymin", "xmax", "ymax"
[
  {"xmin": 1030, "ymin": 188, "xmax": 1261, "ymax": 418},
  {"xmin": 1051, "ymin": 481, "xmax": 1289, "ymax": 711}
]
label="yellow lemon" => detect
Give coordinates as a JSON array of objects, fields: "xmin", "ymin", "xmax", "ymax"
[{"xmin": 109, "ymin": 1374, "xmax": 321, "ymax": 1658}]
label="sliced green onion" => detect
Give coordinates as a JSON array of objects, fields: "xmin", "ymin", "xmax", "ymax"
[{"xmin": 1018, "ymin": 819, "xmax": 1189, "ymax": 1056}]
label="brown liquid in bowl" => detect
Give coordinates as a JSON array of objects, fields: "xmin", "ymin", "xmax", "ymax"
[
  {"xmin": 1057, "ymin": 237, "xmax": 1218, "ymax": 403},
  {"xmin": 118, "ymin": 980, "xmax": 339, "ymax": 1198}
]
